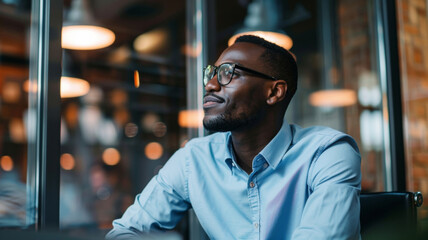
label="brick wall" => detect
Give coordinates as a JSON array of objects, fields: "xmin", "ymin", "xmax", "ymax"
[
  {"xmin": 396, "ymin": 0, "xmax": 428, "ymax": 219},
  {"xmin": 337, "ymin": 0, "xmax": 385, "ymax": 192}
]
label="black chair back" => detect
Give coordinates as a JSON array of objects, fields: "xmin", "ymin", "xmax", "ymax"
[{"xmin": 360, "ymin": 191, "xmax": 423, "ymax": 240}]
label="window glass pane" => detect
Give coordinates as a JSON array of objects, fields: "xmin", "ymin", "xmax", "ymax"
[
  {"xmin": 210, "ymin": 0, "xmax": 385, "ymax": 192},
  {"xmin": 396, "ymin": 0, "xmax": 428, "ymax": 230},
  {"xmin": 0, "ymin": 0, "xmax": 36, "ymax": 228},
  {"xmin": 59, "ymin": 0, "xmax": 189, "ymax": 236}
]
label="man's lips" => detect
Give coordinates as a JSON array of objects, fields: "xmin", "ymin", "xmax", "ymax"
[{"xmin": 203, "ymin": 94, "xmax": 225, "ymax": 108}]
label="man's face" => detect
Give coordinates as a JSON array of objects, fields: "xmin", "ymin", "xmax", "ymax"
[{"xmin": 203, "ymin": 42, "xmax": 271, "ymax": 132}]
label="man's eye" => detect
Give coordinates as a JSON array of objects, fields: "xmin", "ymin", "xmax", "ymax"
[{"xmin": 224, "ymin": 69, "xmax": 234, "ymax": 76}]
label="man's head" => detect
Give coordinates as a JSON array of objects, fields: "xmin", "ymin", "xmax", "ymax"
[{"xmin": 202, "ymin": 35, "xmax": 298, "ymax": 132}]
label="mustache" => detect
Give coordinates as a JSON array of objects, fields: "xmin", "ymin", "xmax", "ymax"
[{"xmin": 203, "ymin": 93, "xmax": 225, "ymax": 102}]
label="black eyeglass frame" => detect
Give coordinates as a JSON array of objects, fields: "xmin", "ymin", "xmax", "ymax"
[{"xmin": 203, "ymin": 63, "xmax": 278, "ymax": 86}]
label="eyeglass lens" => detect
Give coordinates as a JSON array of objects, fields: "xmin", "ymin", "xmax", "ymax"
[{"xmin": 203, "ymin": 63, "xmax": 235, "ymax": 86}]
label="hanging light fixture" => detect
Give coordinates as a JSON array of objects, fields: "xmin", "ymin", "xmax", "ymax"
[
  {"xmin": 308, "ymin": 1, "xmax": 356, "ymax": 108},
  {"xmin": 228, "ymin": 0, "xmax": 293, "ymax": 49},
  {"xmin": 61, "ymin": 51, "xmax": 90, "ymax": 98},
  {"xmin": 62, "ymin": 0, "xmax": 115, "ymax": 50},
  {"xmin": 309, "ymin": 89, "xmax": 357, "ymax": 107},
  {"xmin": 60, "ymin": 76, "xmax": 90, "ymax": 98}
]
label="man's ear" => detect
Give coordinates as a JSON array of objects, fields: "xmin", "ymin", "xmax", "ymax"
[{"xmin": 266, "ymin": 80, "xmax": 287, "ymax": 105}]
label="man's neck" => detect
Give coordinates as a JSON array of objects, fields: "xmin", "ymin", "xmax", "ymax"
[{"xmin": 230, "ymin": 117, "xmax": 283, "ymax": 174}]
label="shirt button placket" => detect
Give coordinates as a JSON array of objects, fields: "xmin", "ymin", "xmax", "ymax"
[{"xmin": 247, "ymin": 178, "xmax": 260, "ymax": 239}]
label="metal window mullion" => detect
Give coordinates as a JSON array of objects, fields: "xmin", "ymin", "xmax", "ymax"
[
  {"xmin": 374, "ymin": 0, "xmax": 406, "ymax": 191},
  {"xmin": 186, "ymin": 0, "xmax": 209, "ymax": 239},
  {"xmin": 32, "ymin": 0, "xmax": 63, "ymax": 230}
]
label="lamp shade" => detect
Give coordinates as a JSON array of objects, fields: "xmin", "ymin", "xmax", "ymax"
[
  {"xmin": 62, "ymin": 0, "xmax": 115, "ymax": 50},
  {"xmin": 309, "ymin": 89, "xmax": 357, "ymax": 107},
  {"xmin": 61, "ymin": 51, "xmax": 90, "ymax": 98},
  {"xmin": 228, "ymin": 0, "xmax": 293, "ymax": 49},
  {"xmin": 62, "ymin": 25, "xmax": 115, "ymax": 50},
  {"xmin": 228, "ymin": 30, "xmax": 293, "ymax": 50}
]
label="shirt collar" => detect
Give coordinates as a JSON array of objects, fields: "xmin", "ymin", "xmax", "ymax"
[
  {"xmin": 223, "ymin": 118, "xmax": 293, "ymax": 171},
  {"xmin": 224, "ymin": 132, "xmax": 235, "ymax": 171},
  {"xmin": 259, "ymin": 118, "xmax": 292, "ymax": 170}
]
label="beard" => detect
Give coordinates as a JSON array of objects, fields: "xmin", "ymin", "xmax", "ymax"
[{"xmin": 203, "ymin": 107, "xmax": 262, "ymax": 132}]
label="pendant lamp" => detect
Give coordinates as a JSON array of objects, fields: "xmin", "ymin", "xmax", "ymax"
[
  {"xmin": 308, "ymin": 1, "xmax": 356, "ymax": 108},
  {"xmin": 228, "ymin": 0, "xmax": 293, "ymax": 50},
  {"xmin": 61, "ymin": 51, "xmax": 90, "ymax": 98},
  {"xmin": 62, "ymin": 0, "xmax": 115, "ymax": 50}
]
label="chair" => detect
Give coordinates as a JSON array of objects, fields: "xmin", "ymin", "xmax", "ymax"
[{"xmin": 360, "ymin": 191, "xmax": 423, "ymax": 240}]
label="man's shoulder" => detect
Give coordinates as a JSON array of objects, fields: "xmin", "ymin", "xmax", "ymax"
[{"xmin": 290, "ymin": 124, "xmax": 358, "ymax": 151}]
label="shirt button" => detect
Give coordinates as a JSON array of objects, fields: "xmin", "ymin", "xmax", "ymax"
[
  {"xmin": 254, "ymin": 223, "xmax": 259, "ymax": 229},
  {"xmin": 249, "ymin": 182, "xmax": 255, "ymax": 188},
  {"xmin": 263, "ymin": 163, "xmax": 268, "ymax": 168}
]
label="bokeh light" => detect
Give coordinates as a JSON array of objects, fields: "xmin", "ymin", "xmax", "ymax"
[
  {"xmin": 178, "ymin": 110, "xmax": 204, "ymax": 128},
  {"xmin": 60, "ymin": 153, "xmax": 76, "ymax": 170},
  {"xmin": 152, "ymin": 122, "xmax": 167, "ymax": 137},
  {"xmin": 2, "ymin": 81, "xmax": 21, "ymax": 103},
  {"xmin": 144, "ymin": 142, "xmax": 163, "ymax": 160},
  {"xmin": 102, "ymin": 148, "xmax": 121, "ymax": 166},
  {"xmin": 124, "ymin": 122, "xmax": 139, "ymax": 138},
  {"xmin": 141, "ymin": 113, "xmax": 160, "ymax": 132},
  {"xmin": 0, "ymin": 156, "xmax": 14, "ymax": 171}
]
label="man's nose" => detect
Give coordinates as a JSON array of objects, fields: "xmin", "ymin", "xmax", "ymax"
[{"xmin": 204, "ymin": 73, "xmax": 221, "ymax": 92}]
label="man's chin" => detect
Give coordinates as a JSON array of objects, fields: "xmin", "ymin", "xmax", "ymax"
[
  {"xmin": 203, "ymin": 116, "xmax": 225, "ymax": 132},
  {"xmin": 202, "ymin": 115, "xmax": 241, "ymax": 132}
]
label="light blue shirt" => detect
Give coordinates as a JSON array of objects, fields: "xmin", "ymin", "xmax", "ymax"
[{"xmin": 107, "ymin": 120, "xmax": 361, "ymax": 240}]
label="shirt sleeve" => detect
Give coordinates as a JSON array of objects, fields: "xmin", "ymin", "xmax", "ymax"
[
  {"xmin": 106, "ymin": 148, "xmax": 191, "ymax": 239},
  {"xmin": 292, "ymin": 137, "xmax": 361, "ymax": 240}
]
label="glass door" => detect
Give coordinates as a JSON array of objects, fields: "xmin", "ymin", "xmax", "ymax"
[{"xmin": 0, "ymin": 0, "xmax": 37, "ymax": 228}]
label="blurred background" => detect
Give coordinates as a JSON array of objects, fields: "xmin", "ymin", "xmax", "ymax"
[{"xmin": 0, "ymin": 0, "xmax": 427, "ymax": 239}]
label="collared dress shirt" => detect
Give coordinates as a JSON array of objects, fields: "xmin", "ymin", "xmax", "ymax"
[{"xmin": 107, "ymin": 119, "xmax": 361, "ymax": 240}]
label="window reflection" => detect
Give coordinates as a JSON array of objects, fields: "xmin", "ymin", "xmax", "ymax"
[
  {"xmin": 0, "ymin": 0, "xmax": 33, "ymax": 228},
  {"xmin": 59, "ymin": 0, "xmax": 188, "ymax": 234}
]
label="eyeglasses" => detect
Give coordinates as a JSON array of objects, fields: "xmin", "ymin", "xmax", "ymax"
[{"xmin": 203, "ymin": 63, "xmax": 277, "ymax": 86}]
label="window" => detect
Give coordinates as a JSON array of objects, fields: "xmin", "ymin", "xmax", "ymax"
[
  {"xmin": 59, "ymin": 0, "xmax": 192, "ymax": 236},
  {"xmin": 208, "ymin": 0, "xmax": 387, "ymax": 193},
  {"xmin": 0, "ymin": 0, "xmax": 37, "ymax": 228}
]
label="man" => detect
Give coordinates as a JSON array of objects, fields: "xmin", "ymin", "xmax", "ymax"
[{"xmin": 107, "ymin": 35, "xmax": 361, "ymax": 239}]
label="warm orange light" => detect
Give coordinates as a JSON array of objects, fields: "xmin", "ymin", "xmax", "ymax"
[
  {"xmin": 0, "ymin": 156, "xmax": 14, "ymax": 171},
  {"xmin": 134, "ymin": 70, "xmax": 140, "ymax": 88},
  {"xmin": 144, "ymin": 142, "xmax": 163, "ymax": 160},
  {"xmin": 61, "ymin": 76, "xmax": 90, "ymax": 98},
  {"xmin": 9, "ymin": 118, "xmax": 26, "ymax": 143},
  {"xmin": 23, "ymin": 80, "xmax": 38, "ymax": 93},
  {"xmin": 228, "ymin": 31, "xmax": 293, "ymax": 50},
  {"xmin": 178, "ymin": 110, "xmax": 204, "ymax": 128},
  {"xmin": 102, "ymin": 148, "xmax": 121, "ymax": 166},
  {"xmin": 2, "ymin": 81, "xmax": 21, "ymax": 103},
  {"xmin": 62, "ymin": 25, "xmax": 115, "ymax": 50},
  {"xmin": 25, "ymin": 77, "xmax": 90, "ymax": 98},
  {"xmin": 309, "ymin": 89, "xmax": 357, "ymax": 107},
  {"xmin": 60, "ymin": 153, "xmax": 75, "ymax": 170},
  {"xmin": 181, "ymin": 42, "xmax": 202, "ymax": 57},
  {"xmin": 133, "ymin": 28, "xmax": 168, "ymax": 53}
]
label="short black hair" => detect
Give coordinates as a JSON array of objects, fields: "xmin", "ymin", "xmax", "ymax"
[{"xmin": 234, "ymin": 35, "xmax": 298, "ymax": 110}]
